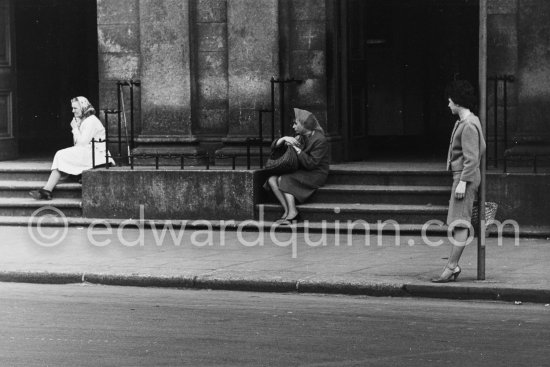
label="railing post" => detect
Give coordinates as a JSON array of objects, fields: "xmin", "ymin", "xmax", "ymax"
[
  {"xmin": 92, "ymin": 138, "xmax": 96, "ymax": 168},
  {"xmin": 493, "ymin": 77, "xmax": 498, "ymax": 167},
  {"xmin": 117, "ymin": 81, "xmax": 122, "ymax": 159},
  {"xmin": 104, "ymin": 110, "xmax": 110, "ymax": 169},
  {"xmin": 270, "ymin": 77, "xmax": 275, "ymax": 141}
]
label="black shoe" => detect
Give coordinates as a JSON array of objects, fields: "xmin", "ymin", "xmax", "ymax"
[
  {"xmin": 431, "ymin": 265, "xmax": 461, "ymax": 283},
  {"xmin": 29, "ymin": 189, "xmax": 52, "ymax": 200}
]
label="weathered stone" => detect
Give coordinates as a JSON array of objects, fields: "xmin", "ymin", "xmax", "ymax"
[
  {"xmin": 291, "ymin": 21, "xmax": 325, "ymax": 50},
  {"xmin": 97, "ymin": 0, "xmax": 139, "ymax": 24},
  {"xmin": 98, "ymin": 24, "xmax": 140, "ymax": 53},
  {"xmin": 197, "ymin": 23, "xmax": 227, "ymax": 52},
  {"xmin": 227, "ymin": 0, "xmax": 278, "ymax": 136},
  {"xmin": 289, "ymin": 0, "xmax": 326, "ymax": 21},
  {"xmin": 197, "ymin": 53, "xmax": 228, "ymax": 108},
  {"xmin": 290, "ymin": 50, "xmax": 325, "ymax": 78},
  {"xmin": 198, "ymin": 109, "xmax": 228, "ymax": 132},
  {"xmin": 294, "ymin": 79, "xmax": 326, "ymax": 107},
  {"xmin": 82, "ymin": 169, "xmax": 262, "ymax": 220},
  {"xmin": 197, "ymin": 0, "xmax": 227, "ymax": 22},
  {"xmin": 140, "ymin": 0, "xmax": 192, "ymax": 135},
  {"xmin": 517, "ymin": 0, "xmax": 550, "ymax": 134},
  {"xmin": 98, "ymin": 54, "xmax": 140, "ymax": 81},
  {"xmin": 487, "ymin": 0, "xmax": 517, "ymax": 14},
  {"xmin": 487, "ymin": 15, "xmax": 518, "ymax": 75}
]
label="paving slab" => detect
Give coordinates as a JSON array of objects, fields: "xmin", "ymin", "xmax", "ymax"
[{"xmin": 0, "ymin": 224, "xmax": 549, "ymax": 303}]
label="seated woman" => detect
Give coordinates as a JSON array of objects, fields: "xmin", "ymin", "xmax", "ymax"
[
  {"xmin": 267, "ymin": 108, "xmax": 330, "ymax": 223},
  {"xmin": 29, "ymin": 96, "xmax": 115, "ymax": 200}
]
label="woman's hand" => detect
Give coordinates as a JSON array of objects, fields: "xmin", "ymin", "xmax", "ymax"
[
  {"xmin": 70, "ymin": 118, "xmax": 80, "ymax": 130},
  {"xmin": 455, "ymin": 180, "xmax": 467, "ymax": 199},
  {"xmin": 283, "ymin": 137, "xmax": 300, "ymax": 147},
  {"xmin": 276, "ymin": 136, "xmax": 300, "ymax": 147}
]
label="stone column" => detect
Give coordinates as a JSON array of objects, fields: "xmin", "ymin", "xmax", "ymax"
[
  {"xmin": 225, "ymin": 0, "xmax": 278, "ymax": 140},
  {"xmin": 516, "ymin": 0, "xmax": 550, "ymax": 143},
  {"xmin": 96, "ymin": 0, "xmax": 141, "ymax": 157},
  {"xmin": 487, "ymin": 0, "xmax": 518, "ymax": 156},
  {"xmin": 286, "ymin": 0, "xmax": 340, "ymax": 160},
  {"xmin": 136, "ymin": 0, "xmax": 200, "ymax": 154}
]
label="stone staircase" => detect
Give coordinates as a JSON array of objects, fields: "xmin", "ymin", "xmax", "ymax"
[
  {"xmin": 258, "ymin": 162, "xmax": 452, "ymax": 225},
  {"xmin": 0, "ymin": 161, "xmax": 82, "ymax": 217}
]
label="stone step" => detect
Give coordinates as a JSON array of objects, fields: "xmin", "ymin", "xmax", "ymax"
[
  {"xmin": 0, "ymin": 167, "xmax": 53, "ymax": 181},
  {"xmin": 0, "ymin": 181, "xmax": 81, "ymax": 199},
  {"xmin": 327, "ymin": 168, "xmax": 452, "ymax": 186},
  {"xmin": 257, "ymin": 203, "xmax": 448, "ymax": 225},
  {"xmin": 0, "ymin": 198, "xmax": 82, "ymax": 217},
  {"xmin": 310, "ymin": 184, "xmax": 450, "ymax": 205}
]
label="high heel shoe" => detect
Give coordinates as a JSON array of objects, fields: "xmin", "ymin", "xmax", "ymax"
[
  {"xmin": 431, "ymin": 265, "xmax": 461, "ymax": 283},
  {"xmin": 280, "ymin": 213, "xmax": 301, "ymax": 225}
]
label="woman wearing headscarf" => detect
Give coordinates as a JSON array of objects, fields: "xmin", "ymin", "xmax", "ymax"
[
  {"xmin": 431, "ymin": 80, "xmax": 486, "ymax": 283},
  {"xmin": 29, "ymin": 96, "xmax": 114, "ymax": 200},
  {"xmin": 267, "ymin": 108, "xmax": 330, "ymax": 224}
]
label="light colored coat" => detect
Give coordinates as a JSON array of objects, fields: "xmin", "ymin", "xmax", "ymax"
[
  {"xmin": 446, "ymin": 113, "xmax": 486, "ymax": 182},
  {"xmin": 51, "ymin": 115, "xmax": 114, "ymax": 175}
]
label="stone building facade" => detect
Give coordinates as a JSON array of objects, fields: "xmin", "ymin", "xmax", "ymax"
[
  {"xmin": 94, "ymin": 0, "xmax": 550, "ymax": 165},
  {"xmin": 1, "ymin": 0, "xmax": 549, "ymax": 165}
]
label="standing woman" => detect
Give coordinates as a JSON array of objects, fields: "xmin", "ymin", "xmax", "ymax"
[
  {"xmin": 267, "ymin": 108, "xmax": 329, "ymax": 224},
  {"xmin": 432, "ymin": 80, "xmax": 486, "ymax": 283},
  {"xmin": 29, "ymin": 96, "xmax": 115, "ymax": 200}
]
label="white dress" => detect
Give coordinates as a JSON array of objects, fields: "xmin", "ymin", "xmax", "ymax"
[{"xmin": 51, "ymin": 115, "xmax": 115, "ymax": 175}]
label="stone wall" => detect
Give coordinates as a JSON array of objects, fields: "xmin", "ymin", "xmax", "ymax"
[{"xmin": 96, "ymin": 0, "xmax": 141, "ymax": 155}]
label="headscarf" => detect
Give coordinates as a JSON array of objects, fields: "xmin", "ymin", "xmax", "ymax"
[
  {"xmin": 294, "ymin": 108, "xmax": 324, "ymax": 134},
  {"xmin": 71, "ymin": 96, "xmax": 96, "ymax": 118}
]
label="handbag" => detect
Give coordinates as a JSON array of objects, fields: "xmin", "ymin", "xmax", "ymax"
[
  {"xmin": 264, "ymin": 142, "xmax": 299, "ymax": 175},
  {"xmin": 472, "ymin": 201, "xmax": 498, "ymax": 224}
]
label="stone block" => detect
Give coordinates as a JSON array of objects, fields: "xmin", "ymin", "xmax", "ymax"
[
  {"xmin": 487, "ymin": 15, "xmax": 518, "ymax": 75},
  {"xmin": 98, "ymin": 54, "xmax": 140, "ymax": 81},
  {"xmin": 98, "ymin": 24, "xmax": 140, "ymax": 53},
  {"xmin": 291, "ymin": 21, "xmax": 325, "ymax": 50},
  {"xmin": 487, "ymin": 0, "xmax": 517, "ymax": 14},
  {"xmin": 197, "ymin": 0, "xmax": 227, "ymax": 22},
  {"xmin": 197, "ymin": 109, "xmax": 228, "ymax": 133},
  {"xmin": 197, "ymin": 53, "xmax": 228, "ymax": 108},
  {"xmin": 290, "ymin": 50, "xmax": 325, "ymax": 78},
  {"xmin": 140, "ymin": 0, "xmax": 192, "ymax": 136},
  {"xmin": 227, "ymin": 0, "xmax": 278, "ymax": 135},
  {"xmin": 197, "ymin": 23, "xmax": 227, "ymax": 52},
  {"xmin": 97, "ymin": 0, "xmax": 139, "ymax": 25},
  {"xmin": 293, "ymin": 78, "xmax": 326, "ymax": 107},
  {"xmin": 82, "ymin": 169, "xmax": 262, "ymax": 220},
  {"xmin": 289, "ymin": 0, "xmax": 326, "ymax": 21}
]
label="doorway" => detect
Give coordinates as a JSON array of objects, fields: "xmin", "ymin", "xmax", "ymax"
[
  {"xmin": 343, "ymin": 0, "xmax": 479, "ymax": 161},
  {"xmin": 15, "ymin": 0, "xmax": 98, "ymax": 156}
]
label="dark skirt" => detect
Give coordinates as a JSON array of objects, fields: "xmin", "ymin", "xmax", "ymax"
[
  {"xmin": 278, "ymin": 169, "xmax": 328, "ymax": 203},
  {"xmin": 447, "ymin": 170, "xmax": 481, "ymax": 228}
]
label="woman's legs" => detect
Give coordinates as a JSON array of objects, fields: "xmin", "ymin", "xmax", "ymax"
[
  {"xmin": 283, "ymin": 192, "xmax": 298, "ymax": 220},
  {"xmin": 433, "ymin": 226, "xmax": 469, "ymax": 281},
  {"xmin": 447, "ymin": 227, "xmax": 469, "ymax": 268},
  {"xmin": 43, "ymin": 169, "xmax": 62, "ymax": 192},
  {"xmin": 268, "ymin": 176, "xmax": 289, "ymax": 218}
]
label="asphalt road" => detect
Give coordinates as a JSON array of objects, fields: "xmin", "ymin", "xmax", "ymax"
[{"xmin": 0, "ymin": 283, "xmax": 549, "ymax": 367}]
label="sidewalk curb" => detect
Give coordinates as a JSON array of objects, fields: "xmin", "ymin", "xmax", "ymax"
[{"xmin": 1, "ymin": 271, "xmax": 549, "ymax": 304}]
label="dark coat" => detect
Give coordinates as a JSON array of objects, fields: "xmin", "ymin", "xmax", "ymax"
[{"xmin": 279, "ymin": 131, "xmax": 329, "ymax": 203}]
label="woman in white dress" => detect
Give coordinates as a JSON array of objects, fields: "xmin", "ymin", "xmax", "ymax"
[{"xmin": 29, "ymin": 96, "xmax": 114, "ymax": 200}]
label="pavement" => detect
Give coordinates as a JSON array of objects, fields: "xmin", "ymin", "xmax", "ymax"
[{"xmin": 1, "ymin": 218, "xmax": 550, "ymax": 303}]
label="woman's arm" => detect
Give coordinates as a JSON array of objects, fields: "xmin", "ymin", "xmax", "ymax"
[
  {"xmin": 296, "ymin": 137, "xmax": 328, "ymax": 170},
  {"xmin": 73, "ymin": 117, "xmax": 101, "ymax": 147},
  {"xmin": 460, "ymin": 123, "xmax": 481, "ymax": 182}
]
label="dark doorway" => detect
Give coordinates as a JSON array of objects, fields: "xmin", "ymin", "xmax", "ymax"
[
  {"xmin": 15, "ymin": 0, "xmax": 98, "ymax": 156},
  {"xmin": 344, "ymin": 0, "xmax": 479, "ymax": 161}
]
